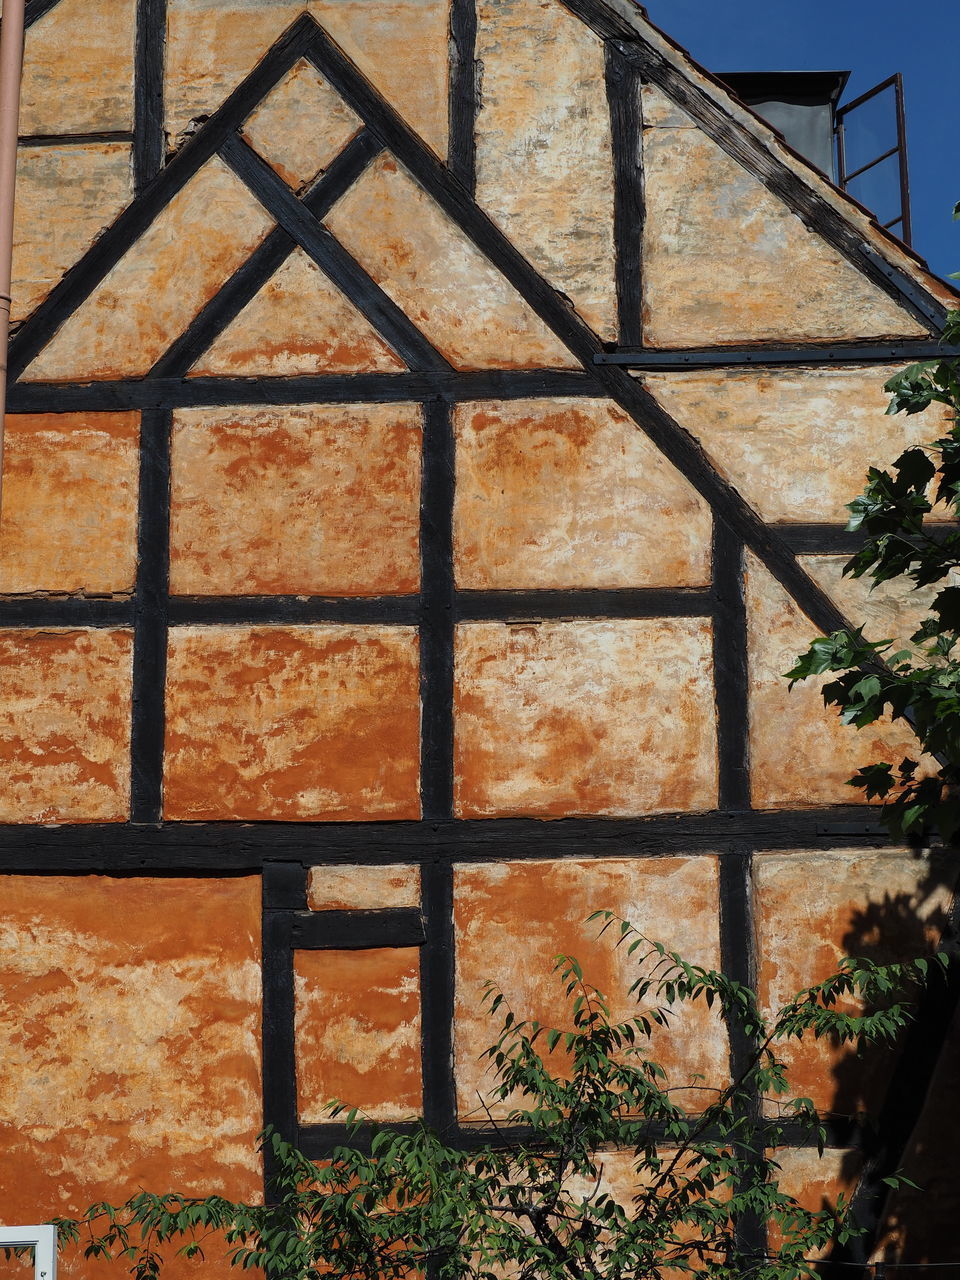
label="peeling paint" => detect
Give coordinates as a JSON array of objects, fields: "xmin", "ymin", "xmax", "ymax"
[
  {"xmin": 453, "ymin": 397, "xmax": 712, "ymax": 588},
  {"xmin": 454, "ymin": 858, "xmax": 727, "ymax": 1118},
  {"xmin": 164, "ymin": 625, "xmax": 421, "ymax": 820},
  {"xmin": 20, "ymin": 0, "xmax": 135, "ymax": 134},
  {"xmin": 190, "ymin": 248, "xmax": 406, "ymax": 377},
  {"xmin": 475, "ymin": 0, "xmax": 617, "ymax": 339},
  {"xmin": 0, "ymin": 413, "xmax": 139, "ymax": 594},
  {"xmin": 0, "ymin": 876, "xmax": 262, "ymax": 1224},
  {"xmin": 165, "ymin": 0, "xmax": 449, "ymax": 156},
  {"xmin": 295, "ymin": 948, "xmax": 421, "ymax": 1121},
  {"xmin": 169, "ymin": 403, "xmax": 421, "ymax": 595},
  {"xmin": 240, "ymin": 58, "xmax": 362, "ymax": 189},
  {"xmin": 13, "ymin": 144, "xmax": 133, "ymax": 324},
  {"xmin": 0, "ymin": 629, "xmax": 132, "ymax": 823},
  {"xmin": 307, "ymin": 865, "xmax": 420, "ymax": 911},
  {"xmin": 646, "ymin": 366, "xmax": 953, "ymax": 523},
  {"xmin": 454, "ymin": 619, "xmax": 718, "ymax": 817},
  {"xmin": 746, "ymin": 554, "xmax": 928, "ymax": 808},
  {"xmin": 754, "ymin": 850, "xmax": 956, "ymax": 1113},
  {"xmin": 326, "ymin": 153, "xmax": 578, "ymax": 370},
  {"xmin": 641, "ymin": 87, "xmax": 927, "ymax": 346},
  {"xmin": 26, "ymin": 158, "xmax": 275, "ymax": 381}
]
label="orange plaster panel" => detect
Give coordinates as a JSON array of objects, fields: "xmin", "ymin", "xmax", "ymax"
[
  {"xmin": 13, "ymin": 143, "xmax": 133, "ymax": 324},
  {"xmin": 20, "ymin": 0, "xmax": 135, "ymax": 134},
  {"xmin": 454, "ymin": 858, "xmax": 727, "ymax": 1119},
  {"xmin": 240, "ymin": 58, "xmax": 361, "ymax": 189},
  {"xmin": 801, "ymin": 554, "xmax": 951, "ymax": 659},
  {"xmin": 169, "ymin": 403, "xmax": 421, "ymax": 596},
  {"xmin": 746, "ymin": 556, "xmax": 928, "ymax": 809},
  {"xmin": 0, "ymin": 876, "xmax": 262, "ymax": 1223},
  {"xmin": 26, "ymin": 157, "xmax": 275, "ymax": 381},
  {"xmin": 641, "ymin": 87, "xmax": 927, "ymax": 347},
  {"xmin": 165, "ymin": 0, "xmax": 448, "ymax": 156},
  {"xmin": 475, "ymin": 0, "xmax": 617, "ymax": 340},
  {"xmin": 753, "ymin": 849, "xmax": 956, "ymax": 1116},
  {"xmin": 453, "ymin": 398, "xmax": 712, "ymax": 589},
  {"xmin": 295, "ymin": 947, "xmax": 421, "ymax": 1121},
  {"xmin": 645, "ymin": 367, "xmax": 954, "ymax": 524},
  {"xmin": 454, "ymin": 619, "xmax": 717, "ymax": 817},
  {"xmin": 326, "ymin": 153, "xmax": 578, "ymax": 370},
  {"xmin": 164, "ymin": 625, "xmax": 421, "ymax": 820},
  {"xmin": 0, "ymin": 412, "xmax": 139, "ymax": 594},
  {"xmin": 190, "ymin": 247, "xmax": 405, "ymax": 377},
  {"xmin": 307, "ymin": 864, "xmax": 420, "ymax": 911},
  {"xmin": 0, "ymin": 629, "xmax": 132, "ymax": 823}
]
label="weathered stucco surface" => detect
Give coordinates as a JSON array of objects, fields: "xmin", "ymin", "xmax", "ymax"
[
  {"xmin": 454, "ymin": 858, "xmax": 727, "ymax": 1118},
  {"xmin": 641, "ymin": 86, "xmax": 927, "ymax": 346},
  {"xmin": 164, "ymin": 625, "xmax": 421, "ymax": 820},
  {"xmin": 754, "ymin": 850, "xmax": 956, "ymax": 1113},
  {"xmin": 0, "ymin": 412, "xmax": 139, "ymax": 594},
  {"xmin": 0, "ymin": 629, "xmax": 132, "ymax": 822},
  {"xmin": 0, "ymin": 876, "xmax": 261, "ymax": 1221},
  {"xmin": 646, "ymin": 367, "xmax": 953, "ymax": 523},
  {"xmin": 169, "ymin": 404, "xmax": 421, "ymax": 595},
  {"xmin": 454, "ymin": 619, "xmax": 717, "ymax": 817},
  {"xmin": 326, "ymin": 153, "xmax": 578, "ymax": 369},
  {"xmin": 165, "ymin": 0, "xmax": 449, "ymax": 156},
  {"xmin": 802, "ymin": 553, "xmax": 949, "ymax": 658},
  {"xmin": 240, "ymin": 58, "xmax": 361, "ymax": 189},
  {"xmin": 191, "ymin": 247, "xmax": 405, "ymax": 376},
  {"xmin": 453, "ymin": 398, "xmax": 712, "ymax": 589},
  {"xmin": 307, "ymin": 864, "xmax": 420, "ymax": 912},
  {"xmin": 13, "ymin": 144, "xmax": 133, "ymax": 324},
  {"xmin": 746, "ymin": 557, "xmax": 925, "ymax": 809},
  {"xmin": 20, "ymin": 0, "xmax": 135, "ymax": 134},
  {"xmin": 26, "ymin": 158, "xmax": 275, "ymax": 381},
  {"xmin": 295, "ymin": 947, "xmax": 422, "ymax": 1122},
  {"xmin": 475, "ymin": 0, "xmax": 617, "ymax": 340}
]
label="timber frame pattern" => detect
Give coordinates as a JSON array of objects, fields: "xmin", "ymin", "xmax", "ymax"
[{"xmin": 6, "ymin": 0, "xmax": 960, "ymax": 1258}]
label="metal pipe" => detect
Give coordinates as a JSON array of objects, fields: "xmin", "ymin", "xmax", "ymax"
[{"xmin": 0, "ymin": 0, "xmax": 26, "ymax": 516}]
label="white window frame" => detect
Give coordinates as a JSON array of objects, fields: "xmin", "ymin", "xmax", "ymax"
[{"xmin": 0, "ymin": 1225, "xmax": 57, "ymax": 1280}]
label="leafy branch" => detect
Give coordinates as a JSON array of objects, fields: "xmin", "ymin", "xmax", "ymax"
[
  {"xmin": 50, "ymin": 920, "xmax": 943, "ymax": 1280},
  {"xmin": 786, "ymin": 252, "xmax": 960, "ymax": 841}
]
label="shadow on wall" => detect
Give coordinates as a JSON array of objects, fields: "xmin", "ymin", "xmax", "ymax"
[{"xmin": 824, "ymin": 853, "xmax": 960, "ymax": 1266}]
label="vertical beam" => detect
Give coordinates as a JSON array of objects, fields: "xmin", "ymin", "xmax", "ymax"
[
  {"xmin": 448, "ymin": 0, "xmax": 478, "ymax": 193},
  {"xmin": 605, "ymin": 44, "xmax": 644, "ymax": 347},
  {"xmin": 418, "ymin": 391, "xmax": 457, "ymax": 1136},
  {"xmin": 419, "ymin": 398, "xmax": 456, "ymax": 821},
  {"xmin": 134, "ymin": 0, "xmax": 167, "ymax": 192},
  {"xmin": 712, "ymin": 518, "xmax": 764, "ymax": 1259},
  {"xmin": 420, "ymin": 858, "xmax": 457, "ymax": 1138},
  {"xmin": 261, "ymin": 863, "xmax": 305, "ymax": 1199},
  {"xmin": 712, "ymin": 519, "xmax": 750, "ymax": 811},
  {"xmin": 130, "ymin": 407, "xmax": 171, "ymax": 823}
]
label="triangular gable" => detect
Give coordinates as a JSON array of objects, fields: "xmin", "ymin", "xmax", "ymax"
[
  {"xmin": 640, "ymin": 83, "xmax": 928, "ymax": 345},
  {"xmin": 561, "ymin": 0, "xmax": 957, "ymax": 325}
]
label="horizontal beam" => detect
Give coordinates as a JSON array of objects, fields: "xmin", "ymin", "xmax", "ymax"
[
  {"xmin": 291, "ymin": 908, "xmax": 425, "ymax": 950},
  {"xmin": 6, "ymin": 370, "xmax": 601, "ymax": 413},
  {"xmin": 595, "ymin": 342, "xmax": 960, "ymax": 370},
  {"xmin": 0, "ymin": 809, "xmax": 893, "ymax": 872}
]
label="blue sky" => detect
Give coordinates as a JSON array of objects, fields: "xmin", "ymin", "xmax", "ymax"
[{"xmin": 641, "ymin": 0, "xmax": 960, "ymax": 284}]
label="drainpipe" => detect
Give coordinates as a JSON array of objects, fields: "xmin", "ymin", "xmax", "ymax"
[{"xmin": 0, "ymin": 0, "xmax": 25, "ymax": 516}]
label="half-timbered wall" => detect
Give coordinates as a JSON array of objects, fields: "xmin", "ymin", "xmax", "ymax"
[{"xmin": 1, "ymin": 0, "xmax": 959, "ymax": 1263}]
